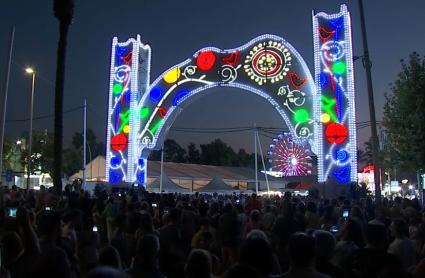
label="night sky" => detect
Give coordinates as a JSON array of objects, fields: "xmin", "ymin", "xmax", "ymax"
[{"xmin": 1, "ymin": 0, "xmax": 424, "ymax": 155}]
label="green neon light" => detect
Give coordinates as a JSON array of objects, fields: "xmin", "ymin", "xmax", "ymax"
[
  {"xmin": 332, "ymin": 61, "xmax": 346, "ymax": 75},
  {"xmin": 113, "ymin": 84, "xmax": 123, "ymax": 95},
  {"xmin": 294, "ymin": 109, "xmax": 309, "ymax": 123},
  {"xmin": 321, "ymin": 95, "xmax": 338, "ymax": 122},
  {"xmin": 140, "ymin": 107, "xmax": 150, "ymax": 119},
  {"xmin": 150, "ymin": 119, "xmax": 164, "ymax": 134},
  {"xmin": 117, "ymin": 110, "xmax": 130, "ymax": 134}
]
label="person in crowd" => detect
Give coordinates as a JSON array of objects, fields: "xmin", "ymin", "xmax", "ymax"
[
  {"xmin": 184, "ymin": 249, "xmax": 213, "ymax": 278},
  {"xmin": 305, "ymin": 202, "xmax": 321, "ymax": 230},
  {"xmin": 352, "ymin": 223, "xmax": 404, "ymax": 278},
  {"xmin": 32, "ymin": 210, "xmax": 73, "ymax": 278},
  {"xmin": 158, "ymin": 208, "xmax": 185, "ymax": 277},
  {"xmin": 313, "ymin": 230, "xmax": 344, "ymax": 278},
  {"xmin": 127, "ymin": 234, "xmax": 165, "ymax": 278},
  {"xmin": 99, "ymin": 246, "xmax": 123, "ymax": 270},
  {"xmin": 331, "ymin": 219, "xmax": 363, "ymax": 272},
  {"xmin": 388, "ymin": 218, "xmax": 417, "ymax": 270},
  {"xmin": 280, "ymin": 232, "xmax": 331, "ymax": 278}
]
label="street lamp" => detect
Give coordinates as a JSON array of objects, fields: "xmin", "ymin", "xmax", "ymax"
[{"xmin": 25, "ymin": 67, "xmax": 36, "ymax": 190}]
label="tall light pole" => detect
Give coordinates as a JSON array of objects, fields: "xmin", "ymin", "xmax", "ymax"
[
  {"xmin": 358, "ymin": 0, "xmax": 381, "ymax": 203},
  {"xmin": 25, "ymin": 67, "xmax": 36, "ymax": 190}
]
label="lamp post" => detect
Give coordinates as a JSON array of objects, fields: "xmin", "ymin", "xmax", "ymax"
[{"xmin": 25, "ymin": 67, "xmax": 35, "ymax": 190}]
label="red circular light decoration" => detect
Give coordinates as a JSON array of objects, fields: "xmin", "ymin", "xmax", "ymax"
[
  {"xmin": 252, "ymin": 50, "xmax": 282, "ymax": 76},
  {"xmin": 158, "ymin": 107, "xmax": 167, "ymax": 118},
  {"xmin": 111, "ymin": 133, "xmax": 127, "ymax": 151},
  {"xmin": 325, "ymin": 123, "xmax": 348, "ymax": 144},
  {"xmin": 196, "ymin": 51, "xmax": 216, "ymax": 71}
]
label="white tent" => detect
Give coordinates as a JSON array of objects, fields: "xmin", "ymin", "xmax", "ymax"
[
  {"xmin": 196, "ymin": 176, "xmax": 235, "ymax": 193},
  {"xmin": 70, "ymin": 156, "xmax": 106, "ymax": 181},
  {"xmin": 148, "ymin": 172, "xmax": 189, "ymax": 193}
]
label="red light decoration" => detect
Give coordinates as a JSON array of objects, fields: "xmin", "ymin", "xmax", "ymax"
[
  {"xmin": 121, "ymin": 51, "xmax": 133, "ymax": 65},
  {"xmin": 158, "ymin": 107, "xmax": 167, "ymax": 118},
  {"xmin": 196, "ymin": 51, "xmax": 216, "ymax": 71},
  {"xmin": 325, "ymin": 123, "xmax": 348, "ymax": 144},
  {"xmin": 319, "ymin": 26, "xmax": 335, "ymax": 42},
  {"xmin": 288, "ymin": 72, "xmax": 306, "ymax": 89},
  {"xmin": 363, "ymin": 165, "xmax": 375, "ymax": 173},
  {"xmin": 111, "ymin": 133, "xmax": 128, "ymax": 151},
  {"xmin": 221, "ymin": 51, "xmax": 239, "ymax": 67}
]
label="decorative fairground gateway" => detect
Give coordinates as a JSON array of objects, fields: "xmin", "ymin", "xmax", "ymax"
[{"xmin": 105, "ymin": 5, "xmax": 357, "ymax": 187}]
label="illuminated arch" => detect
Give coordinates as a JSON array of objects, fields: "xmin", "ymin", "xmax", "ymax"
[{"xmin": 106, "ymin": 5, "xmax": 357, "ymax": 187}]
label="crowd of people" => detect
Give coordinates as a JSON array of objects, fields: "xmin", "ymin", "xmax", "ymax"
[{"xmin": 1, "ymin": 183, "xmax": 425, "ymax": 278}]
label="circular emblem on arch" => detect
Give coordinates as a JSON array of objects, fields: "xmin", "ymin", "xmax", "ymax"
[{"xmin": 244, "ymin": 41, "xmax": 292, "ymax": 85}]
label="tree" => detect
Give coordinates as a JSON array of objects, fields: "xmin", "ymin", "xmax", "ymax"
[
  {"xmin": 383, "ymin": 53, "xmax": 425, "ymax": 176},
  {"xmin": 164, "ymin": 139, "xmax": 186, "ymax": 162},
  {"xmin": 20, "ymin": 130, "xmax": 54, "ymax": 175},
  {"xmin": 72, "ymin": 129, "xmax": 106, "ymax": 159},
  {"xmin": 62, "ymin": 147, "xmax": 82, "ymax": 177},
  {"xmin": 53, "ymin": 0, "xmax": 74, "ymax": 194},
  {"xmin": 148, "ymin": 139, "xmax": 186, "ymax": 163},
  {"xmin": 200, "ymin": 139, "xmax": 238, "ymax": 166},
  {"xmin": 186, "ymin": 142, "xmax": 200, "ymax": 163}
]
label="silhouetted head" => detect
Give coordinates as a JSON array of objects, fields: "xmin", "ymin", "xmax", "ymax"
[
  {"xmin": 313, "ymin": 230, "xmax": 335, "ymax": 259},
  {"xmin": 37, "ymin": 210, "xmax": 61, "ymax": 240},
  {"xmin": 365, "ymin": 223, "xmax": 388, "ymax": 250},
  {"xmin": 240, "ymin": 237, "xmax": 273, "ymax": 276},
  {"xmin": 136, "ymin": 234, "xmax": 160, "ymax": 265},
  {"xmin": 99, "ymin": 246, "xmax": 122, "ymax": 270},
  {"xmin": 185, "ymin": 249, "xmax": 212, "ymax": 278},
  {"xmin": 288, "ymin": 233, "xmax": 316, "ymax": 268}
]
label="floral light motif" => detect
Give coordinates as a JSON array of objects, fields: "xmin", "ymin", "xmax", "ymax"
[{"xmin": 244, "ymin": 41, "xmax": 291, "ymax": 85}]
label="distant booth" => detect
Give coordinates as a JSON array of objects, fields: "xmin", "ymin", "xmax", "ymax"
[{"xmin": 105, "ymin": 5, "xmax": 358, "ymax": 190}]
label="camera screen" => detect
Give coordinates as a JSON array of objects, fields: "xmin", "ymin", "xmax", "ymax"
[{"xmin": 8, "ymin": 208, "xmax": 17, "ymax": 218}]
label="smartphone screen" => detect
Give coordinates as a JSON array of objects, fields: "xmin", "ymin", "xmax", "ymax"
[
  {"xmin": 92, "ymin": 226, "xmax": 98, "ymax": 232},
  {"xmin": 8, "ymin": 208, "xmax": 17, "ymax": 218},
  {"xmin": 330, "ymin": 226, "xmax": 339, "ymax": 233},
  {"xmin": 342, "ymin": 210, "xmax": 349, "ymax": 218},
  {"xmin": 152, "ymin": 203, "xmax": 157, "ymax": 208},
  {"xmin": 45, "ymin": 207, "xmax": 52, "ymax": 211}
]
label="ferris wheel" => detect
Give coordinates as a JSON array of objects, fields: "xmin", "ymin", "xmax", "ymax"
[{"xmin": 268, "ymin": 133, "xmax": 312, "ymax": 176}]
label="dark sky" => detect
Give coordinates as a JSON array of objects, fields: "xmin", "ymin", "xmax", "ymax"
[{"xmin": 1, "ymin": 0, "xmax": 424, "ymax": 154}]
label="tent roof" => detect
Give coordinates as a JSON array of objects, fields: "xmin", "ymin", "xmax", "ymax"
[
  {"xmin": 147, "ymin": 172, "xmax": 189, "ymax": 193},
  {"xmin": 196, "ymin": 176, "xmax": 235, "ymax": 192},
  {"xmin": 70, "ymin": 156, "xmax": 106, "ymax": 181}
]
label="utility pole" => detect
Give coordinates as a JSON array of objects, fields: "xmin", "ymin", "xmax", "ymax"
[
  {"xmin": 160, "ymin": 143, "xmax": 164, "ymax": 193},
  {"xmin": 0, "ymin": 26, "xmax": 15, "ymax": 184},
  {"xmin": 358, "ymin": 0, "xmax": 381, "ymax": 203},
  {"xmin": 254, "ymin": 126, "xmax": 258, "ymax": 194},
  {"xmin": 82, "ymin": 99, "xmax": 87, "ymax": 190}
]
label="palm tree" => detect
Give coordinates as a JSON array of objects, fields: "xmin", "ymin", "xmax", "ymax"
[{"xmin": 53, "ymin": 0, "xmax": 74, "ymax": 195}]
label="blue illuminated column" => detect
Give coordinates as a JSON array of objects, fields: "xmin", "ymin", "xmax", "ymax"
[{"xmin": 313, "ymin": 5, "xmax": 357, "ymax": 184}]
